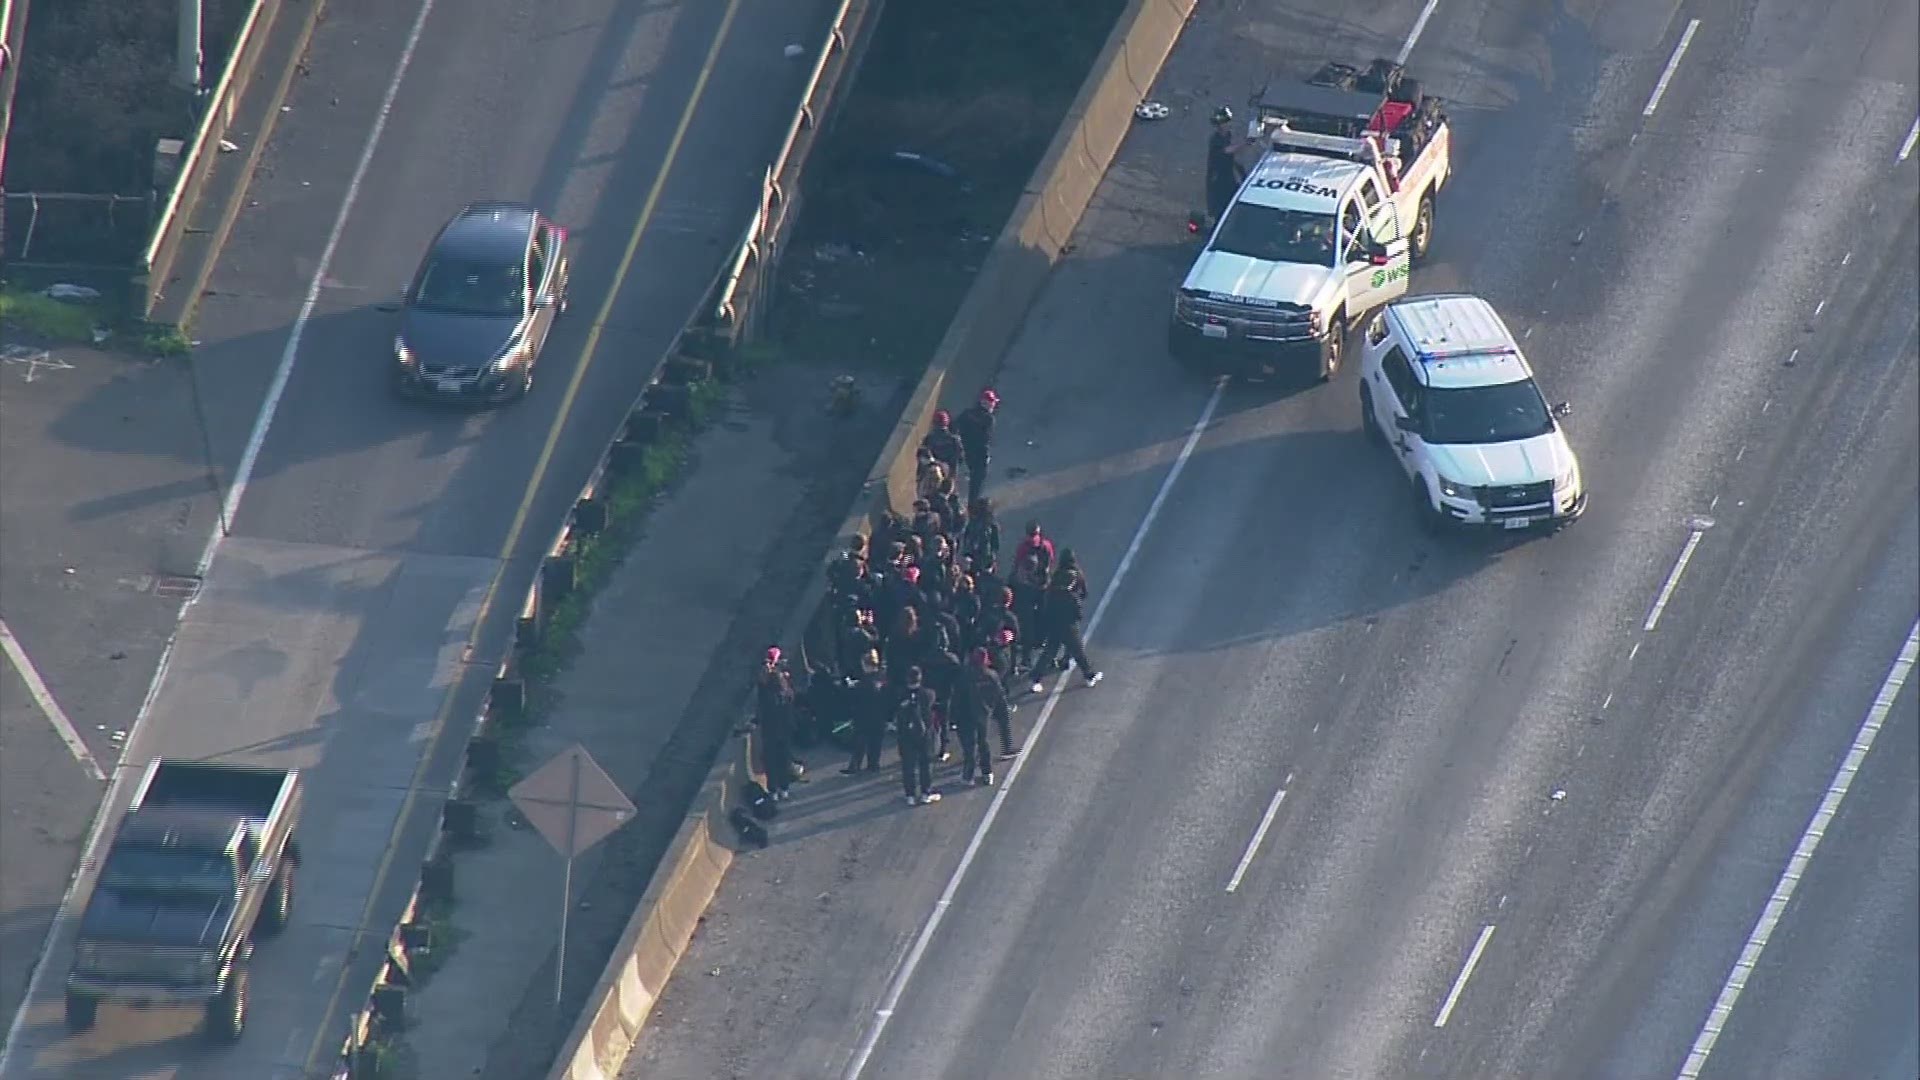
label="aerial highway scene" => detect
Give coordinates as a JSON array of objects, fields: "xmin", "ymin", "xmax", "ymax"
[
  {"xmin": 1, "ymin": 0, "xmax": 1914, "ymax": 1078},
  {"xmin": 634, "ymin": 0, "xmax": 1920, "ymax": 1078}
]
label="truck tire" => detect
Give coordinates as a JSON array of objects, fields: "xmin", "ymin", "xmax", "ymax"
[
  {"xmin": 1320, "ymin": 319, "xmax": 1346, "ymax": 381},
  {"xmin": 260, "ymin": 861, "xmax": 294, "ymax": 936},
  {"xmin": 206, "ymin": 968, "xmax": 248, "ymax": 1044},
  {"xmin": 64, "ymin": 993, "xmax": 98, "ymax": 1033},
  {"xmin": 1411, "ymin": 195, "xmax": 1436, "ymax": 263}
]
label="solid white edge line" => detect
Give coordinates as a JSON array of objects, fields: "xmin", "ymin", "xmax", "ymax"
[
  {"xmin": 1643, "ymin": 18, "xmax": 1701, "ymax": 117},
  {"xmin": 1899, "ymin": 116, "xmax": 1920, "ymax": 163},
  {"xmin": 0, "ymin": 0, "xmax": 440, "ymax": 1067},
  {"xmin": 841, "ymin": 380, "xmax": 1227, "ymax": 1080},
  {"xmin": 1397, "ymin": 0, "xmax": 1443, "ymax": 64},
  {"xmin": 1434, "ymin": 923, "xmax": 1497, "ymax": 1028},
  {"xmin": 1675, "ymin": 618, "xmax": 1920, "ymax": 1080},
  {"xmin": 1224, "ymin": 787, "xmax": 1288, "ymax": 893},
  {"xmin": 0, "ymin": 619, "xmax": 104, "ymax": 782},
  {"xmin": 1644, "ymin": 528, "xmax": 1706, "ymax": 631}
]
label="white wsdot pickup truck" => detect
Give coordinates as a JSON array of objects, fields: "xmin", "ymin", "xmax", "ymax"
[{"xmin": 1169, "ymin": 58, "xmax": 1453, "ymax": 381}]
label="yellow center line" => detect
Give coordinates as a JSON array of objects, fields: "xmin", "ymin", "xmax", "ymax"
[{"xmin": 300, "ymin": 0, "xmax": 745, "ymax": 1067}]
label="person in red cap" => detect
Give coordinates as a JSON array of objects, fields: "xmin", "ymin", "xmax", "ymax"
[
  {"xmin": 951, "ymin": 648, "xmax": 1012, "ymax": 785},
  {"xmin": 955, "ymin": 388, "xmax": 999, "ymax": 502},
  {"xmin": 755, "ymin": 647, "xmax": 799, "ymax": 800},
  {"xmin": 1008, "ymin": 523, "xmax": 1054, "ymax": 673},
  {"xmin": 922, "ymin": 409, "xmax": 963, "ymax": 477}
]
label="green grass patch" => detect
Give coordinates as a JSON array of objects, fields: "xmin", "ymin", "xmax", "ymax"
[
  {"xmin": 407, "ymin": 895, "xmax": 471, "ymax": 983},
  {"xmin": 354, "ymin": 1030, "xmax": 418, "ymax": 1080},
  {"xmin": 141, "ymin": 325, "xmax": 191, "ymax": 358},
  {"xmin": 0, "ymin": 288, "xmax": 106, "ymax": 343},
  {"xmin": 763, "ymin": 0, "xmax": 1130, "ymax": 374}
]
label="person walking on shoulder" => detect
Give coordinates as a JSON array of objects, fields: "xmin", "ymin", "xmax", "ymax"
[
  {"xmin": 954, "ymin": 388, "xmax": 999, "ymax": 502},
  {"xmin": 1032, "ymin": 551, "xmax": 1102, "ymax": 692},
  {"xmin": 755, "ymin": 648, "xmax": 801, "ymax": 799}
]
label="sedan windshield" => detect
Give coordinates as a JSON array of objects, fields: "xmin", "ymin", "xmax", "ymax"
[
  {"xmin": 413, "ymin": 258, "xmax": 525, "ymax": 317},
  {"xmin": 1210, "ymin": 203, "xmax": 1337, "ymax": 266},
  {"xmin": 1424, "ymin": 380, "xmax": 1555, "ymax": 445}
]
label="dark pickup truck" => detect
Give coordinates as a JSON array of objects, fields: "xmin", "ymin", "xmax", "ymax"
[{"xmin": 65, "ymin": 760, "xmax": 303, "ymax": 1042}]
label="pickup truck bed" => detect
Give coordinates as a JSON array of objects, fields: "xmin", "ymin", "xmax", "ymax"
[{"xmin": 141, "ymin": 761, "xmax": 289, "ymax": 819}]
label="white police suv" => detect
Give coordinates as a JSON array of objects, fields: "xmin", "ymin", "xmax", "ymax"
[{"xmin": 1358, "ymin": 294, "xmax": 1587, "ymax": 532}]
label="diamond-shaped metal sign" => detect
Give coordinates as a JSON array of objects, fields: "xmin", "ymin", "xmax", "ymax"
[{"xmin": 509, "ymin": 744, "xmax": 635, "ymax": 858}]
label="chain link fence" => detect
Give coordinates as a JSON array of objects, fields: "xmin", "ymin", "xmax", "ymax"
[{"xmin": 2, "ymin": 190, "xmax": 153, "ymax": 275}]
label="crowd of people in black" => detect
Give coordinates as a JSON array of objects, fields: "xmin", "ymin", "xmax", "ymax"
[{"xmin": 750, "ymin": 387, "xmax": 1104, "ymax": 810}]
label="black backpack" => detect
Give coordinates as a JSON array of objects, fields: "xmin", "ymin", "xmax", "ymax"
[{"xmin": 893, "ymin": 691, "xmax": 930, "ymax": 738}]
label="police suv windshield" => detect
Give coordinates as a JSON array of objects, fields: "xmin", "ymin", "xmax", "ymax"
[
  {"xmin": 1211, "ymin": 204, "xmax": 1338, "ymax": 266},
  {"xmin": 1424, "ymin": 379, "xmax": 1555, "ymax": 445}
]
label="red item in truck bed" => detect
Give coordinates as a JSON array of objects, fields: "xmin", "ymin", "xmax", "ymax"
[{"xmin": 1369, "ymin": 100, "xmax": 1415, "ymax": 134}]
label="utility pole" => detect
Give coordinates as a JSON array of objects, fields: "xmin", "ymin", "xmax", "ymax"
[
  {"xmin": 175, "ymin": 0, "xmax": 202, "ymax": 94},
  {"xmin": 0, "ymin": 0, "xmax": 30, "ymax": 271}
]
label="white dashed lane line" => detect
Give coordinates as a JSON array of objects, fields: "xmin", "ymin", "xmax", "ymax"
[
  {"xmin": 1433, "ymin": 924, "xmax": 1497, "ymax": 1029},
  {"xmin": 1643, "ymin": 18, "xmax": 1702, "ymax": 117}
]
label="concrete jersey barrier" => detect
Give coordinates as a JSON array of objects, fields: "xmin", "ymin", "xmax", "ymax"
[
  {"xmin": 136, "ymin": 0, "xmax": 280, "ymax": 321},
  {"xmin": 542, "ymin": 0, "xmax": 1197, "ymax": 1077}
]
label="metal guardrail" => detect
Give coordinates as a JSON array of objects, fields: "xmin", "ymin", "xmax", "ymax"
[
  {"xmin": 708, "ymin": 0, "xmax": 876, "ymax": 336},
  {"xmin": 135, "ymin": 0, "xmax": 276, "ymax": 321}
]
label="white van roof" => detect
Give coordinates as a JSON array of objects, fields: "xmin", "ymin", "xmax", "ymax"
[{"xmin": 1386, "ymin": 294, "xmax": 1532, "ymax": 389}]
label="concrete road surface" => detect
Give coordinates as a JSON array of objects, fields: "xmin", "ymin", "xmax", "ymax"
[
  {"xmin": 0, "ymin": 336, "xmax": 224, "ymax": 1023},
  {"xmin": 0, "ymin": 0, "xmax": 839, "ymax": 1076},
  {"xmin": 628, "ymin": 0, "xmax": 1920, "ymax": 1077}
]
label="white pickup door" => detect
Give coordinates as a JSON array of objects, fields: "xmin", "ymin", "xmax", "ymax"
[{"xmin": 1341, "ymin": 172, "xmax": 1411, "ymax": 316}]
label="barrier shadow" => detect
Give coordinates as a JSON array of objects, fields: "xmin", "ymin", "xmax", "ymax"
[{"xmin": 984, "ymin": 424, "xmax": 1522, "ymax": 657}]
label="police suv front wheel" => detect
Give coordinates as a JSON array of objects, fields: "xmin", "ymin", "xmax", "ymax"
[
  {"xmin": 1411, "ymin": 478, "xmax": 1444, "ymax": 535},
  {"xmin": 1360, "ymin": 386, "xmax": 1386, "ymax": 446}
]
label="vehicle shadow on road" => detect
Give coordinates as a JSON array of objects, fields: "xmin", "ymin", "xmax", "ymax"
[{"xmin": 1001, "ymin": 421, "xmax": 1520, "ymax": 658}]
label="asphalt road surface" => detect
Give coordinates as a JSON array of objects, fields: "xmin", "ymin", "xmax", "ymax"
[
  {"xmin": 0, "ymin": 0, "xmax": 839, "ymax": 1076},
  {"xmin": 629, "ymin": 0, "xmax": 1920, "ymax": 1077}
]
